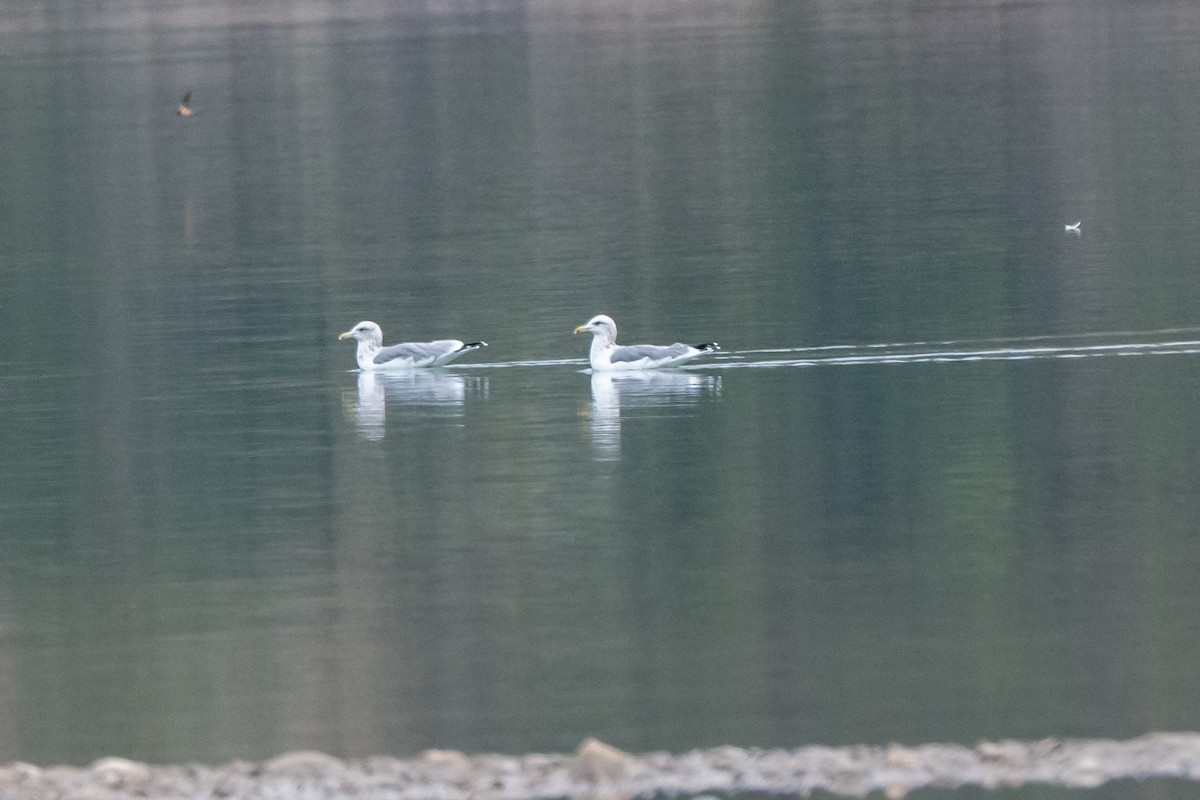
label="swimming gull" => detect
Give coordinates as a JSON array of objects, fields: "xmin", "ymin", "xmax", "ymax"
[
  {"xmin": 177, "ymin": 91, "xmax": 194, "ymax": 117},
  {"xmin": 573, "ymin": 314, "xmax": 719, "ymax": 371},
  {"xmin": 339, "ymin": 321, "xmax": 487, "ymax": 370}
]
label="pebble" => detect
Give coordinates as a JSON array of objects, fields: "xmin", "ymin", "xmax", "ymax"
[
  {"xmin": 262, "ymin": 751, "xmax": 346, "ymax": 776},
  {"xmin": 0, "ymin": 733, "xmax": 1194, "ymax": 799},
  {"xmin": 571, "ymin": 738, "xmax": 632, "ymax": 783}
]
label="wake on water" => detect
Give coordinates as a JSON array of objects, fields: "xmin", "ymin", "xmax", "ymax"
[
  {"xmin": 426, "ymin": 327, "xmax": 1200, "ymax": 370},
  {"xmin": 707, "ymin": 326, "xmax": 1200, "ymax": 369}
]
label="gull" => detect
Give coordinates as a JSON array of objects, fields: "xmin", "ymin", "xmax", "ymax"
[
  {"xmin": 339, "ymin": 321, "xmax": 487, "ymax": 370},
  {"xmin": 177, "ymin": 91, "xmax": 194, "ymax": 117},
  {"xmin": 573, "ymin": 314, "xmax": 719, "ymax": 371},
  {"xmin": 1064, "ymin": 221, "xmax": 1081, "ymax": 233}
]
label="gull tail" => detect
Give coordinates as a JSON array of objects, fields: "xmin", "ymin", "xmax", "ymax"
[
  {"xmin": 458, "ymin": 341, "xmax": 488, "ymax": 352},
  {"xmin": 694, "ymin": 342, "xmax": 720, "ymax": 352}
]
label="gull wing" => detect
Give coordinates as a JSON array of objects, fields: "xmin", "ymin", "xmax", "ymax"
[
  {"xmin": 373, "ymin": 340, "xmax": 462, "ymax": 366},
  {"xmin": 609, "ymin": 343, "xmax": 693, "ymax": 364}
]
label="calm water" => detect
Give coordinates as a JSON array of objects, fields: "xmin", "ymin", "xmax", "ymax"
[{"xmin": 2, "ymin": 1, "xmax": 1200, "ymax": 793}]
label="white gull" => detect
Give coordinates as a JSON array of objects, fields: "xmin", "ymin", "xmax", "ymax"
[
  {"xmin": 573, "ymin": 314, "xmax": 719, "ymax": 371},
  {"xmin": 339, "ymin": 321, "xmax": 487, "ymax": 370}
]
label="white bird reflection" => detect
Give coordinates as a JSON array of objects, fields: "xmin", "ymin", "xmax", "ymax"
[
  {"xmin": 344, "ymin": 370, "xmax": 486, "ymax": 441},
  {"xmin": 586, "ymin": 370, "xmax": 721, "ymax": 459}
]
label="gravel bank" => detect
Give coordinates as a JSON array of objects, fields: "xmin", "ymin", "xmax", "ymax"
[{"xmin": 4, "ymin": 732, "xmax": 1200, "ymax": 799}]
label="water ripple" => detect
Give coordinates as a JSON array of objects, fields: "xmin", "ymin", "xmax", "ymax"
[{"xmin": 711, "ymin": 328, "xmax": 1200, "ymax": 368}]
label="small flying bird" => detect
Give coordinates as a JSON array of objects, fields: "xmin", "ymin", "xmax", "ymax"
[
  {"xmin": 1064, "ymin": 221, "xmax": 1081, "ymax": 233},
  {"xmin": 573, "ymin": 314, "xmax": 719, "ymax": 371},
  {"xmin": 339, "ymin": 321, "xmax": 488, "ymax": 370},
  {"xmin": 176, "ymin": 91, "xmax": 194, "ymax": 117}
]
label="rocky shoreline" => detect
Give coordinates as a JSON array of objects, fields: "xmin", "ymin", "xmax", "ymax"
[{"xmin": 3, "ymin": 733, "xmax": 1200, "ymax": 799}]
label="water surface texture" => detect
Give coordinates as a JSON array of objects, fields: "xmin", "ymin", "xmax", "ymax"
[{"xmin": 2, "ymin": 1, "xmax": 1200, "ymax": 789}]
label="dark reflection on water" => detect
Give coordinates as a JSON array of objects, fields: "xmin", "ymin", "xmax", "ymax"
[{"xmin": 1, "ymin": 0, "xmax": 1200, "ymax": 781}]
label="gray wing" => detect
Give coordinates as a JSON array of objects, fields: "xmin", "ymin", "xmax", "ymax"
[
  {"xmin": 609, "ymin": 343, "xmax": 692, "ymax": 363},
  {"xmin": 373, "ymin": 341, "xmax": 461, "ymax": 365}
]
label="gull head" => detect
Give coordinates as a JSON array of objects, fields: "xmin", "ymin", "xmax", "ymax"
[
  {"xmin": 339, "ymin": 321, "xmax": 383, "ymax": 346},
  {"xmin": 574, "ymin": 314, "xmax": 618, "ymax": 342}
]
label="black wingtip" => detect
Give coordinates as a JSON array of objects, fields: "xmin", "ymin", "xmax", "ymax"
[
  {"xmin": 696, "ymin": 342, "xmax": 720, "ymax": 352},
  {"xmin": 461, "ymin": 341, "xmax": 488, "ymax": 351}
]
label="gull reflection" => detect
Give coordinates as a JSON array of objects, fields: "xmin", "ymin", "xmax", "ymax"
[
  {"xmin": 586, "ymin": 371, "xmax": 721, "ymax": 459},
  {"xmin": 344, "ymin": 370, "xmax": 486, "ymax": 441}
]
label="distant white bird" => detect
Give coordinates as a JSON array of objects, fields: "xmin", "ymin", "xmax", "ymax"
[
  {"xmin": 176, "ymin": 91, "xmax": 194, "ymax": 117},
  {"xmin": 339, "ymin": 321, "xmax": 487, "ymax": 370},
  {"xmin": 573, "ymin": 314, "xmax": 719, "ymax": 371},
  {"xmin": 1064, "ymin": 221, "xmax": 1082, "ymax": 233}
]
